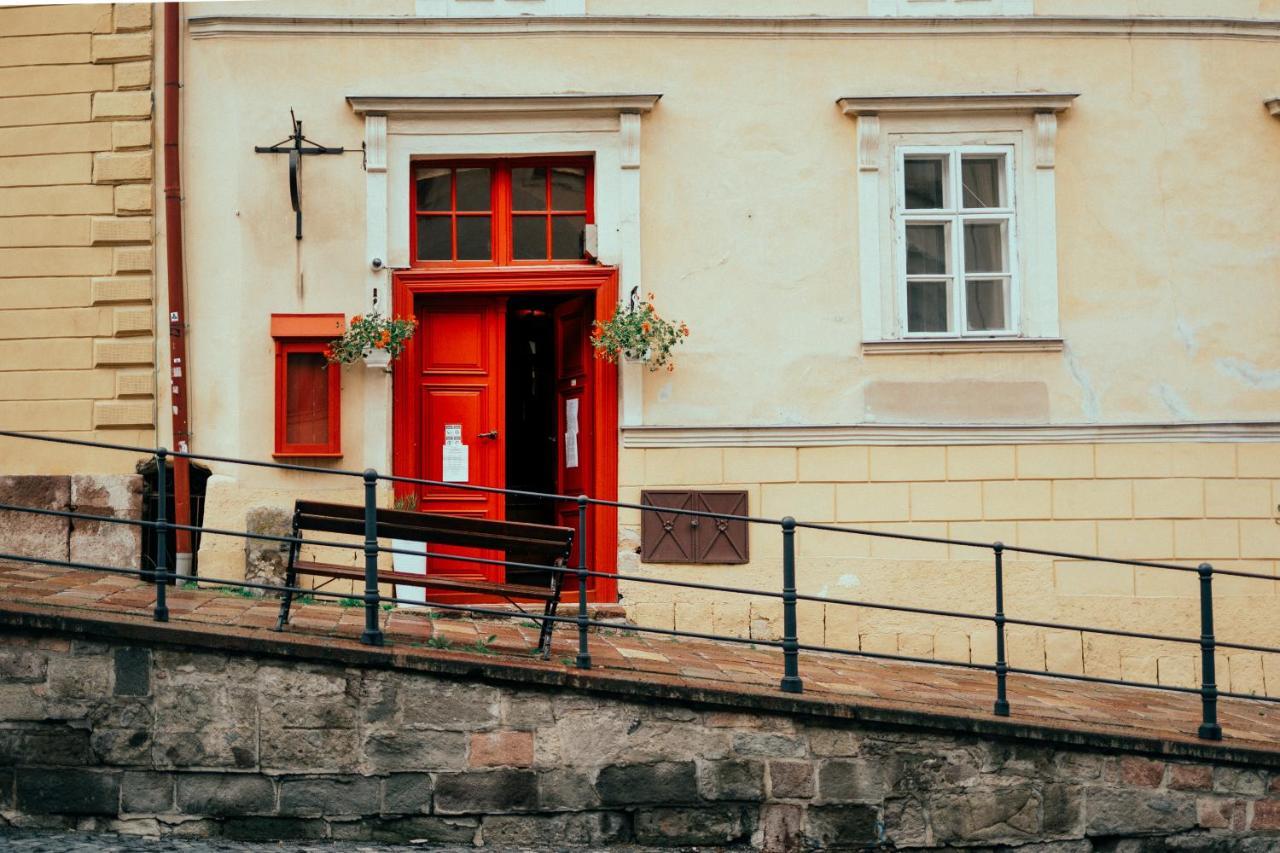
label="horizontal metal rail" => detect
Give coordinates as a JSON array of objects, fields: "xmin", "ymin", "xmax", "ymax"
[{"xmin": 2, "ymin": 427, "xmax": 1278, "ymax": 743}]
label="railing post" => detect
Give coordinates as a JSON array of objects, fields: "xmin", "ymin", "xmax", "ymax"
[
  {"xmin": 1197, "ymin": 562, "xmax": 1222, "ymax": 740},
  {"xmin": 575, "ymin": 495, "xmax": 592, "ymax": 670},
  {"xmin": 152, "ymin": 448, "xmax": 169, "ymax": 622},
  {"xmin": 992, "ymin": 542, "xmax": 1009, "ymax": 717},
  {"xmin": 780, "ymin": 516, "xmax": 803, "ymax": 694},
  {"xmin": 361, "ymin": 469, "xmax": 384, "ymax": 646}
]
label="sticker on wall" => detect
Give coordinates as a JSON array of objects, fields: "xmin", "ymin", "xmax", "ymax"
[
  {"xmin": 443, "ymin": 423, "xmax": 468, "ymax": 482},
  {"xmin": 564, "ymin": 398, "xmax": 579, "ymax": 469}
]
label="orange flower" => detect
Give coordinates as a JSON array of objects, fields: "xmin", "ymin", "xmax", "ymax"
[
  {"xmin": 647, "ymin": 291, "xmax": 655, "ymax": 301},
  {"xmin": 679, "ymin": 323, "xmax": 689, "ymax": 336},
  {"xmin": 380, "ymin": 330, "xmax": 391, "ymax": 344},
  {"xmin": 374, "ymin": 339, "xmax": 386, "ymax": 349},
  {"xmin": 641, "ymin": 321, "xmax": 651, "ymax": 334},
  {"xmin": 352, "ymin": 314, "xmax": 363, "ymax": 325}
]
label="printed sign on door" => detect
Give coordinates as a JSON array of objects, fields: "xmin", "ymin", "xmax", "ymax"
[{"xmin": 442, "ymin": 423, "xmax": 469, "ymax": 482}]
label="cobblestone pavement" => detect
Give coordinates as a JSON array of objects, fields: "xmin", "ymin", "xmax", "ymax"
[
  {"xmin": 1, "ymin": 562, "xmax": 1279, "ymax": 754},
  {"xmin": 0, "ymin": 829, "xmax": 688, "ymax": 852}
]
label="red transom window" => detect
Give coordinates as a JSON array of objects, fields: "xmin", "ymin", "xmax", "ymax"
[{"xmin": 412, "ymin": 158, "xmax": 594, "ymax": 266}]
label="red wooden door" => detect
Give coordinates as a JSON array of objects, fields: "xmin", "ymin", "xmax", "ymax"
[
  {"xmin": 554, "ymin": 296, "xmax": 594, "ymax": 569},
  {"xmin": 415, "ymin": 296, "xmax": 506, "ymax": 588}
]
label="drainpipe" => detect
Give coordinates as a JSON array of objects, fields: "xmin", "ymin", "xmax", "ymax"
[{"xmin": 163, "ymin": 2, "xmax": 193, "ymax": 577}]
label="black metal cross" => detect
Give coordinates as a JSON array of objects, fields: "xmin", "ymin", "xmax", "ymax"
[{"xmin": 254, "ymin": 109, "xmax": 344, "ymax": 240}]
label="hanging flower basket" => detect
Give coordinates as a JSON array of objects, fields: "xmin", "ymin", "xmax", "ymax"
[
  {"xmin": 590, "ymin": 291, "xmax": 689, "ymax": 373},
  {"xmin": 326, "ymin": 312, "xmax": 417, "ymax": 366}
]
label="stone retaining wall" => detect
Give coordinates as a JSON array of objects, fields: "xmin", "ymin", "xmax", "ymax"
[{"xmin": 1, "ymin": 626, "xmax": 1279, "ymax": 850}]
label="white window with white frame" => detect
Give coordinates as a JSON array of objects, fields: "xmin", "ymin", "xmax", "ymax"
[
  {"xmin": 897, "ymin": 146, "xmax": 1017, "ymax": 336},
  {"xmin": 838, "ymin": 94, "xmax": 1077, "ymax": 352}
]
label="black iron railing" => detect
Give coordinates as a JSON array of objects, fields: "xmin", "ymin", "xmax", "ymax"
[{"xmin": 1, "ymin": 428, "xmax": 1278, "ymax": 743}]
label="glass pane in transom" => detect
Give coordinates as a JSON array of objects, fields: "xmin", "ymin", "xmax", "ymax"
[
  {"xmin": 513, "ymin": 215, "xmax": 546, "ymax": 260},
  {"xmin": 455, "ymin": 168, "xmax": 491, "ymax": 211},
  {"xmin": 966, "ymin": 278, "xmax": 1008, "ymax": 331},
  {"xmin": 963, "ymin": 222, "xmax": 1007, "ymax": 273},
  {"xmin": 512, "ymin": 167, "xmax": 548, "ymax": 211},
  {"xmin": 904, "ymin": 156, "xmax": 946, "ymax": 209},
  {"xmin": 416, "ymin": 216, "xmax": 450, "ymax": 261},
  {"xmin": 907, "ymin": 280, "xmax": 949, "ymax": 333},
  {"xmin": 456, "ymin": 216, "xmax": 491, "ymax": 261},
  {"xmin": 285, "ymin": 352, "xmax": 329, "ymax": 445},
  {"xmin": 961, "ymin": 156, "xmax": 1004, "ymax": 208},
  {"xmin": 415, "ymin": 167, "xmax": 451, "ymax": 211},
  {"xmin": 551, "ymin": 215, "xmax": 585, "ymax": 260},
  {"xmin": 551, "ymin": 167, "xmax": 587, "ymax": 211},
  {"xmin": 906, "ymin": 223, "xmax": 949, "ymax": 275}
]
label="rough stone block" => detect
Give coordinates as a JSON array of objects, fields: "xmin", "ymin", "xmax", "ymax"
[
  {"xmin": 92, "ymin": 275, "xmax": 151, "ymax": 303},
  {"xmin": 399, "ymin": 680, "xmax": 501, "ymax": 730},
  {"xmin": 433, "ymin": 769, "xmax": 537, "ymax": 814},
  {"xmin": 278, "ymin": 776, "xmax": 379, "ymax": 817},
  {"xmin": 698, "ymin": 759, "xmax": 764, "ymax": 801},
  {"xmin": 1212, "ymin": 767, "xmax": 1266, "ymax": 796},
  {"xmin": 362, "ymin": 729, "xmax": 467, "ymax": 773},
  {"xmin": 1168, "ymin": 764, "xmax": 1214, "ymax": 791},
  {"xmin": 69, "ymin": 473, "xmax": 142, "ymax": 567},
  {"xmin": 121, "ymin": 771, "xmax": 173, "ymax": 813},
  {"xmin": 382, "ymin": 773, "xmax": 433, "ymax": 815},
  {"xmin": 112, "ymin": 647, "xmax": 150, "ymax": 697},
  {"xmin": 242, "ymin": 505, "xmax": 292, "ymax": 592},
  {"xmin": 91, "ymin": 32, "xmax": 152, "ymax": 63},
  {"xmin": 0, "ymin": 725, "xmax": 90, "ymax": 767},
  {"xmin": 93, "ymin": 150, "xmax": 151, "ymax": 183},
  {"xmin": 1197, "ymin": 796, "xmax": 1248, "ymax": 831},
  {"xmin": 767, "ymin": 760, "xmax": 814, "ymax": 799},
  {"xmin": 93, "ymin": 400, "xmax": 153, "ymax": 428},
  {"xmin": 0, "ymin": 475, "xmax": 69, "ymax": 565},
  {"xmin": 817, "ymin": 758, "xmax": 891, "ymax": 803},
  {"xmin": 114, "ymin": 184, "xmax": 152, "ymax": 214},
  {"xmin": 113, "ymin": 245, "xmax": 152, "ymax": 272},
  {"xmin": 929, "ymin": 785, "xmax": 1039, "ymax": 844},
  {"xmin": 1042, "ymin": 783, "xmax": 1085, "ymax": 836},
  {"xmin": 1084, "ymin": 787, "xmax": 1196, "ymax": 835},
  {"xmin": 366, "ymin": 816, "xmax": 478, "ymax": 844},
  {"xmin": 259, "ymin": 727, "xmax": 358, "ymax": 773},
  {"xmin": 633, "ymin": 805, "xmax": 752, "ymax": 846},
  {"xmin": 115, "ymin": 4, "xmax": 153, "ymax": 31},
  {"xmin": 469, "ymin": 730, "xmax": 533, "ymax": 768},
  {"xmin": 91, "ymin": 215, "xmax": 152, "ymax": 243},
  {"xmin": 93, "ymin": 338, "xmax": 152, "ymax": 365},
  {"xmin": 176, "ymin": 774, "xmax": 275, "ymax": 817},
  {"xmin": 114, "ymin": 60, "xmax": 151, "ymax": 90},
  {"xmin": 117, "ymin": 368, "xmax": 155, "ymax": 398},
  {"xmin": 483, "ymin": 811, "xmax": 631, "ymax": 846},
  {"xmin": 536, "ymin": 769, "xmax": 599, "ymax": 811},
  {"xmin": 804, "ymin": 803, "xmax": 879, "ymax": 848},
  {"xmin": 257, "ymin": 664, "xmax": 356, "ymax": 729},
  {"xmin": 1117, "ymin": 756, "xmax": 1166, "ymax": 788},
  {"xmin": 17, "ymin": 768, "xmax": 120, "ymax": 815},
  {"xmin": 760, "ymin": 802, "xmax": 804, "ymax": 852},
  {"xmin": 0, "ymin": 649, "xmax": 46, "ymax": 683},
  {"xmin": 1252, "ymin": 799, "xmax": 1280, "ymax": 831},
  {"xmin": 221, "ymin": 817, "xmax": 326, "ymax": 841},
  {"xmin": 596, "ymin": 762, "xmax": 699, "ymax": 807}
]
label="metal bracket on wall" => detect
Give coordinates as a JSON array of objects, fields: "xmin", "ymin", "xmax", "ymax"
[{"xmin": 253, "ymin": 109, "xmax": 345, "ymax": 240}]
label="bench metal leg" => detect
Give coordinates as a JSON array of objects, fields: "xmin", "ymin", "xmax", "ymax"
[
  {"xmin": 274, "ymin": 529, "xmax": 300, "ymax": 632},
  {"xmin": 536, "ymin": 569, "xmax": 564, "ymax": 660}
]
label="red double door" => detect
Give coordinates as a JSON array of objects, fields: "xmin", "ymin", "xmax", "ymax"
[{"xmin": 406, "ymin": 293, "xmax": 594, "ymax": 598}]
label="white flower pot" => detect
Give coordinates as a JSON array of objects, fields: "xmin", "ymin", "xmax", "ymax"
[{"xmin": 363, "ymin": 349, "xmax": 391, "ymax": 371}]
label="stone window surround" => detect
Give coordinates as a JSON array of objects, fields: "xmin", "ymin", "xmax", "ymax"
[
  {"xmin": 345, "ymin": 94, "xmax": 660, "ymax": 467},
  {"xmin": 839, "ymin": 93, "xmax": 1077, "ymax": 353}
]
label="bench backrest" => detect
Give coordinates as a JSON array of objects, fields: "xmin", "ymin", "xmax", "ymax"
[{"xmin": 293, "ymin": 500, "xmax": 574, "ymax": 562}]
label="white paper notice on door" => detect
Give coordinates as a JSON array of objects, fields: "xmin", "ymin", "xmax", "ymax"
[
  {"xmin": 565, "ymin": 398, "xmax": 579, "ymax": 469},
  {"xmin": 443, "ymin": 423, "xmax": 468, "ymax": 482}
]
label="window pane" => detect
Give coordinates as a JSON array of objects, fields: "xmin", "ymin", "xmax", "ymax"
[
  {"xmin": 285, "ymin": 352, "xmax": 329, "ymax": 446},
  {"xmin": 551, "ymin": 215, "xmax": 585, "ymax": 260},
  {"xmin": 962, "ymin": 156, "xmax": 1003, "ymax": 208},
  {"xmin": 416, "ymin": 216, "xmax": 451, "ymax": 261},
  {"xmin": 512, "ymin": 167, "xmax": 547, "ymax": 211},
  {"xmin": 415, "ymin": 167, "xmax": 451, "ymax": 211},
  {"xmin": 904, "ymin": 157, "xmax": 945, "ymax": 209},
  {"xmin": 906, "ymin": 223, "xmax": 949, "ymax": 275},
  {"xmin": 966, "ymin": 278, "xmax": 1008, "ymax": 331},
  {"xmin": 456, "ymin": 216, "xmax": 491, "ymax": 260},
  {"xmin": 964, "ymin": 222, "xmax": 1007, "ymax": 273},
  {"xmin": 551, "ymin": 166, "xmax": 586, "ymax": 210},
  {"xmin": 907, "ymin": 280, "xmax": 950, "ymax": 333},
  {"xmin": 455, "ymin": 167, "xmax": 491, "ymax": 211},
  {"xmin": 513, "ymin": 215, "xmax": 546, "ymax": 260}
]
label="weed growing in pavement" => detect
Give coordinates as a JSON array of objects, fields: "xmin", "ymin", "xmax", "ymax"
[
  {"xmin": 296, "ymin": 594, "xmax": 316, "ymax": 606},
  {"xmin": 338, "ymin": 597, "xmax": 361, "ymax": 608},
  {"xmin": 425, "ymin": 635, "xmax": 452, "ymax": 650},
  {"xmin": 219, "ymin": 586, "xmax": 256, "ymax": 599},
  {"xmin": 381, "ymin": 603, "xmax": 395, "ymax": 612}
]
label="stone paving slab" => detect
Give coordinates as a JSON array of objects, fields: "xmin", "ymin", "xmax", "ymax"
[{"xmin": 1, "ymin": 562, "xmax": 1279, "ymax": 762}]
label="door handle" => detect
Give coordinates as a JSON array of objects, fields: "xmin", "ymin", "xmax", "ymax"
[{"xmin": 478, "ymin": 430, "xmax": 499, "ymax": 440}]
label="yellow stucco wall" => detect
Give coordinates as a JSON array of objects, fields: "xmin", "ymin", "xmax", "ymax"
[{"xmin": 0, "ymin": 3, "xmax": 157, "ymax": 474}]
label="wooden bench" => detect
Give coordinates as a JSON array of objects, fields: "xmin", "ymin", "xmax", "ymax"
[{"xmin": 275, "ymin": 500, "xmax": 574, "ymax": 658}]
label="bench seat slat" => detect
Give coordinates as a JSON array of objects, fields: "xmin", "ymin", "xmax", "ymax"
[
  {"xmin": 297, "ymin": 501, "xmax": 573, "ymax": 546},
  {"xmin": 293, "ymin": 560, "xmax": 558, "ymax": 601},
  {"xmin": 296, "ymin": 513, "xmax": 571, "ymax": 555}
]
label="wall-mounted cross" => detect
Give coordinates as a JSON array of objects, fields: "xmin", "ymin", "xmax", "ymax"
[{"xmin": 254, "ymin": 109, "xmax": 344, "ymax": 240}]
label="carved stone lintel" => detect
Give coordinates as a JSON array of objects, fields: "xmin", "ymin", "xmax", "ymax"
[
  {"xmin": 364, "ymin": 115, "xmax": 387, "ymax": 173},
  {"xmin": 1034, "ymin": 111, "xmax": 1057, "ymax": 169},
  {"xmin": 620, "ymin": 112, "xmax": 641, "ymax": 170},
  {"xmin": 857, "ymin": 114, "xmax": 881, "ymax": 172}
]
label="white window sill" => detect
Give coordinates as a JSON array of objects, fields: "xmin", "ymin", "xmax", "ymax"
[{"xmin": 861, "ymin": 337, "xmax": 1064, "ymax": 355}]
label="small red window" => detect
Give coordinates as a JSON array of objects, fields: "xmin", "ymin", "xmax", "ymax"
[
  {"xmin": 271, "ymin": 314, "xmax": 344, "ymax": 458},
  {"xmin": 411, "ymin": 158, "xmax": 593, "ymax": 267}
]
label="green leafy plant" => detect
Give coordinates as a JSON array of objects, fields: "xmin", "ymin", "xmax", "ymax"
[
  {"xmin": 296, "ymin": 594, "xmax": 316, "ymax": 606},
  {"xmin": 590, "ymin": 290, "xmax": 689, "ymax": 372},
  {"xmin": 338, "ymin": 597, "xmax": 361, "ymax": 608},
  {"xmin": 425, "ymin": 635, "xmax": 452, "ymax": 650},
  {"xmin": 219, "ymin": 586, "xmax": 257, "ymax": 599},
  {"xmin": 381, "ymin": 603, "xmax": 396, "ymax": 612},
  {"xmin": 326, "ymin": 311, "xmax": 417, "ymax": 365},
  {"xmin": 392, "ymin": 491, "xmax": 419, "ymax": 512}
]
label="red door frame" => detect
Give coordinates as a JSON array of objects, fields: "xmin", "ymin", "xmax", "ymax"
[{"xmin": 392, "ymin": 266, "xmax": 620, "ymax": 603}]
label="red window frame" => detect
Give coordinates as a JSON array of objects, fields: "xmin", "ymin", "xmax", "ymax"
[
  {"xmin": 271, "ymin": 314, "xmax": 344, "ymax": 458},
  {"xmin": 410, "ymin": 157, "xmax": 595, "ymax": 268}
]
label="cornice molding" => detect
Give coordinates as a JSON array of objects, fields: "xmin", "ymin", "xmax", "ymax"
[
  {"xmin": 838, "ymin": 93, "xmax": 1078, "ymax": 115},
  {"xmin": 622, "ymin": 422, "xmax": 1280, "ymax": 448},
  {"xmin": 346, "ymin": 94, "xmax": 661, "ymax": 118},
  {"xmin": 189, "ymin": 16, "xmax": 1280, "ymax": 41},
  {"xmin": 1267, "ymin": 98, "xmax": 1280, "ymax": 116}
]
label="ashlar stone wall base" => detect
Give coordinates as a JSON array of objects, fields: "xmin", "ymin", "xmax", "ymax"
[{"xmin": 1, "ymin": 628, "xmax": 1279, "ymax": 850}]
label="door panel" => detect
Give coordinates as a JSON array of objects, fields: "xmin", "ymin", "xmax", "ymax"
[
  {"xmin": 554, "ymin": 295, "xmax": 594, "ymax": 568},
  {"xmin": 416, "ymin": 297, "xmax": 506, "ymax": 588}
]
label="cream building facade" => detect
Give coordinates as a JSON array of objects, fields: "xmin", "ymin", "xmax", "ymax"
[{"xmin": 3, "ymin": 1, "xmax": 1280, "ymax": 693}]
